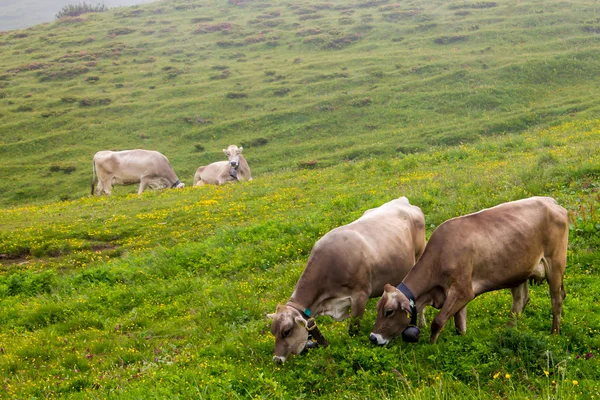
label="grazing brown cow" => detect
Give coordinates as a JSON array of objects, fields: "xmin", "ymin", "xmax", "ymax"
[
  {"xmin": 92, "ymin": 149, "xmax": 184, "ymax": 195},
  {"xmin": 369, "ymin": 196, "xmax": 568, "ymax": 346},
  {"xmin": 193, "ymin": 145, "xmax": 252, "ymax": 186},
  {"xmin": 268, "ymin": 197, "xmax": 426, "ymax": 363}
]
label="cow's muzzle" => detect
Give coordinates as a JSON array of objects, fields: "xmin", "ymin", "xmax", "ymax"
[
  {"xmin": 273, "ymin": 355, "xmax": 286, "ymax": 364},
  {"xmin": 369, "ymin": 333, "xmax": 389, "ymax": 346},
  {"xmin": 230, "ymin": 161, "xmax": 238, "ymax": 168}
]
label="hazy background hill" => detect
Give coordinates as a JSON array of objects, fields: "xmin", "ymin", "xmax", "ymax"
[{"xmin": 0, "ymin": 0, "xmax": 158, "ymax": 31}]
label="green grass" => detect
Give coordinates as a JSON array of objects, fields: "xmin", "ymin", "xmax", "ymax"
[{"xmin": 1, "ymin": 0, "xmax": 600, "ymax": 398}]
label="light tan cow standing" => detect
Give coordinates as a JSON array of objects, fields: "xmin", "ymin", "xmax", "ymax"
[
  {"xmin": 267, "ymin": 197, "xmax": 426, "ymax": 364},
  {"xmin": 193, "ymin": 145, "xmax": 252, "ymax": 186},
  {"xmin": 91, "ymin": 149, "xmax": 184, "ymax": 195},
  {"xmin": 369, "ymin": 196, "xmax": 569, "ymax": 346}
]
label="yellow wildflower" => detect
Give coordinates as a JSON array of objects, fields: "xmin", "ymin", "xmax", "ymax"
[
  {"xmin": 573, "ymin": 380, "xmax": 578, "ymax": 385},
  {"xmin": 544, "ymin": 370, "xmax": 549, "ymax": 377},
  {"xmin": 493, "ymin": 372, "xmax": 500, "ymax": 379},
  {"xmin": 505, "ymin": 373, "xmax": 511, "ymax": 379}
]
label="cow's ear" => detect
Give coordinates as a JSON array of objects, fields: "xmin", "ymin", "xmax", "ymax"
[
  {"xmin": 295, "ymin": 316, "xmax": 308, "ymax": 328},
  {"xmin": 223, "ymin": 149, "xmax": 227, "ymax": 154},
  {"xmin": 276, "ymin": 304, "xmax": 287, "ymax": 313},
  {"xmin": 239, "ymin": 146, "xmax": 243, "ymax": 153},
  {"xmin": 398, "ymin": 294, "xmax": 412, "ymax": 315},
  {"xmin": 384, "ymin": 283, "xmax": 395, "ymax": 293}
]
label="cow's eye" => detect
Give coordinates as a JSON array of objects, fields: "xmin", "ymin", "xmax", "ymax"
[
  {"xmin": 282, "ymin": 329, "xmax": 291, "ymax": 338},
  {"xmin": 385, "ymin": 309, "xmax": 394, "ymax": 317}
]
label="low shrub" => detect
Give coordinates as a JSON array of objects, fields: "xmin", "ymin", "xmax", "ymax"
[{"xmin": 55, "ymin": 2, "xmax": 108, "ymax": 19}]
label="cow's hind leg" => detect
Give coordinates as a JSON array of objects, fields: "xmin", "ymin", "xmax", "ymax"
[
  {"xmin": 348, "ymin": 293, "xmax": 368, "ymax": 336},
  {"xmin": 430, "ymin": 286, "xmax": 474, "ymax": 343},
  {"xmin": 546, "ymin": 258, "xmax": 566, "ymax": 334},
  {"xmin": 510, "ymin": 282, "xmax": 530, "ymax": 314},
  {"xmin": 100, "ymin": 178, "xmax": 112, "ymax": 195},
  {"xmin": 454, "ymin": 306, "xmax": 467, "ymax": 335}
]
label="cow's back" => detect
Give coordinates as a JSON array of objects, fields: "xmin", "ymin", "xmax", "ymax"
[
  {"xmin": 95, "ymin": 150, "xmax": 171, "ymax": 177},
  {"xmin": 298, "ymin": 197, "xmax": 425, "ymax": 298},
  {"xmin": 424, "ymin": 197, "xmax": 568, "ymax": 293}
]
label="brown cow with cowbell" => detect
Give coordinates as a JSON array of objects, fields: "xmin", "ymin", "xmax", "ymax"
[
  {"xmin": 369, "ymin": 196, "xmax": 569, "ymax": 346},
  {"xmin": 267, "ymin": 197, "xmax": 426, "ymax": 364}
]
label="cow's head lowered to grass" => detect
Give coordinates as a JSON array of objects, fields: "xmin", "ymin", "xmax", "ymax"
[
  {"xmin": 223, "ymin": 145, "xmax": 243, "ymax": 169},
  {"xmin": 369, "ymin": 284, "xmax": 419, "ymax": 346},
  {"xmin": 267, "ymin": 304, "xmax": 310, "ymax": 364}
]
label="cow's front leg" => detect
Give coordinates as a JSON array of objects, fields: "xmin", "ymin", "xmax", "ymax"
[
  {"xmin": 138, "ymin": 179, "xmax": 149, "ymax": 194},
  {"xmin": 430, "ymin": 287, "xmax": 473, "ymax": 343},
  {"xmin": 348, "ymin": 293, "xmax": 368, "ymax": 336}
]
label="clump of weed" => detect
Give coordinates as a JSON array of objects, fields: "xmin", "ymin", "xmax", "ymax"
[
  {"xmin": 162, "ymin": 66, "xmax": 185, "ymax": 78},
  {"xmin": 351, "ymin": 97, "xmax": 371, "ymax": 107},
  {"xmin": 107, "ymin": 27, "xmax": 135, "ymax": 36},
  {"xmin": 296, "ymin": 28, "xmax": 322, "ymax": 36},
  {"xmin": 225, "ymin": 92, "xmax": 248, "ymax": 99},
  {"xmin": 49, "ymin": 164, "xmax": 76, "ymax": 173},
  {"xmin": 339, "ymin": 17, "xmax": 355, "ymax": 25},
  {"xmin": 299, "ymin": 14, "xmax": 323, "ymax": 21},
  {"xmin": 357, "ymin": 0, "xmax": 390, "ymax": 8},
  {"xmin": 397, "ymin": 144, "xmax": 426, "ymax": 154},
  {"xmin": 84, "ymin": 76, "xmax": 99, "ymax": 82},
  {"xmin": 448, "ymin": 2, "xmax": 497, "ymax": 9},
  {"xmin": 258, "ymin": 11, "xmax": 280, "ymax": 18},
  {"xmin": 434, "ymin": 35, "xmax": 468, "ymax": 44},
  {"xmin": 38, "ymin": 64, "xmax": 90, "ymax": 82},
  {"xmin": 79, "ymin": 97, "xmax": 111, "ymax": 106},
  {"xmin": 191, "ymin": 17, "xmax": 213, "ymax": 23},
  {"xmin": 582, "ymin": 26, "xmax": 600, "ymax": 34},
  {"xmin": 55, "ymin": 2, "xmax": 108, "ymax": 18},
  {"xmin": 242, "ymin": 137, "xmax": 268, "ymax": 148},
  {"xmin": 263, "ymin": 19, "xmax": 283, "ymax": 27},
  {"xmin": 210, "ymin": 69, "xmax": 231, "ymax": 79},
  {"xmin": 274, "ymin": 87, "xmax": 291, "ymax": 96},
  {"xmin": 10, "ymin": 32, "xmax": 29, "ymax": 39},
  {"xmin": 194, "ymin": 23, "xmax": 233, "ymax": 34},
  {"xmin": 244, "ymin": 34, "xmax": 265, "ymax": 44},
  {"xmin": 298, "ymin": 159, "xmax": 318, "ymax": 168},
  {"xmin": 194, "ymin": 143, "xmax": 205, "ymax": 152},
  {"xmin": 322, "ymin": 33, "xmax": 361, "ymax": 50},
  {"xmin": 216, "ymin": 40, "xmax": 242, "ymax": 48},
  {"xmin": 14, "ymin": 105, "xmax": 33, "ymax": 112},
  {"xmin": 174, "ymin": 3, "xmax": 201, "ymax": 10}
]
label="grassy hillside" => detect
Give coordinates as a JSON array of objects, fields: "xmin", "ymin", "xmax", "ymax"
[
  {"xmin": 1, "ymin": 0, "xmax": 600, "ymax": 205},
  {"xmin": 0, "ymin": 0, "xmax": 599, "ymax": 398}
]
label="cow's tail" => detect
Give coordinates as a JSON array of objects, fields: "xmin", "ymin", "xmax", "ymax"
[{"xmin": 91, "ymin": 159, "xmax": 97, "ymax": 195}]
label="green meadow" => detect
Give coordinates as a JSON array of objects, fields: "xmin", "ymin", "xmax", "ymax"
[{"xmin": 0, "ymin": 0, "xmax": 599, "ymax": 398}]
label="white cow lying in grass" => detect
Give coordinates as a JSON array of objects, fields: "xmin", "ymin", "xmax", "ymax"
[{"xmin": 193, "ymin": 145, "xmax": 253, "ymax": 186}]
